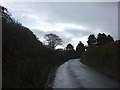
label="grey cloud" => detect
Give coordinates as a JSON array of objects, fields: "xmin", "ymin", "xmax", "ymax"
[
  {"xmin": 4, "ymin": 2, "xmax": 118, "ymax": 46},
  {"xmin": 32, "ymin": 29, "xmax": 46, "ymax": 37},
  {"xmin": 38, "ymin": 2, "xmax": 118, "ymax": 40},
  {"xmin": 64, "ymin": 29, "xmax": 93, "ymax": 37},
  {"xmin": 24, "ymin": 2, "xmax": 118, "ymax": 40}
]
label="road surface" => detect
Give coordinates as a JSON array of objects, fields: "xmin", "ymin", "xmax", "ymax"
[{"xmin": 53, "ymin": 59, "xmax": 118, "ymax": 88}]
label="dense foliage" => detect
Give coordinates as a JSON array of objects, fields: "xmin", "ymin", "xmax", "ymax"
[
  {"xmin": 87, "ymin": 34, "xmax": 97, "ymax": 46},
  {"xmin": 2, "ymin": 6, "xmax": 67, "ymax": 88},
  {"xmin": 76, "ymin": 41, "xmax": 85, "ymax": 58},
  {"xmin": 87, "ymin": 33, "xmax": 114, "ymax": 47},
  {"xmin": 66, "ymin": 43, "xmax": 74, "ymax": 50},
  {"xmin": 81, "ymin": 40, "xmax": 119, "ymax": 78},
  {"xmin": 64, "ymin": 43, "xmax": 76, "ymax": 60}
]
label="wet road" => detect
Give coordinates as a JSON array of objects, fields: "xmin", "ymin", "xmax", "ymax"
[{"xmin": 53, "ymin": 59, "xmax": 118, "ymax": 88}]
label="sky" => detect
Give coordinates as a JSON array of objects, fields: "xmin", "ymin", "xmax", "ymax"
[{"xmin": 1, "ymin": 2, "xmax": 118, "ymax": 49}]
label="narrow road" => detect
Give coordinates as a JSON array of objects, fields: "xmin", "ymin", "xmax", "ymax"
[{"xmin": 53, "ymin": 59, "xmax": 118, "ymax": 88}]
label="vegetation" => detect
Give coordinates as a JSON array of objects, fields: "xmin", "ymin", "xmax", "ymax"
[
  {"xmin": 87, "ymin": 33, "xmax": 114, "ymax": 47},
  {"xmin": 96, "ymin": 33, "xmax": 114, "ymax": 45},
  {"xmin": 44, "ymin": 33, "xmax": 63, "ymax": 49},
  {"xmin": 81, "ymin": 33, "xmax": 118, "ymax": 78},
  {"xmin": 65, "ymin": 43, "xmax": 76, "ymax": 60},
  {"xmin": 2, "ymin": 5, "xmax": 119, "ymax": 88},
  {"xmin": 2, "ymin": 6, "xmax": 66, "ymax": 88},
  {"xmin": 76, "ymin": 41, "xmax": 85, "ymax": 58},
  {"xmin": 87, "ymin": 34, "xmax": 97, "ymax": 46},
  {"xmin": 66, "ymin": 43, "xmax": 74, "ymax": 50},
  {"xmin": 81, "ymin": 40, "xmax": 119, "ymax": 78}
]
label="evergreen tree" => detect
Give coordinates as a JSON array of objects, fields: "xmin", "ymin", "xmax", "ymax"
[
  {"xmin": 65, "ymin": 43, "xmax": 76, "ymax": 59},
  {"xmin": 97, "ymin": 33, "xmax": 107, "ymax": 45},
  {"xmin": 66, "ymin": 43, "xmax": 74, "ymax": 50},
  {"xmin": 87, "ymin": 34, "xmax": 97, "ymax": 46},
  {"xmin": 106, "ymin": 35, "xmax": 114, "ymax": 43},
  {"xmin": 76, "ymin": 41, "xmax": 85, "ymax": 57}
]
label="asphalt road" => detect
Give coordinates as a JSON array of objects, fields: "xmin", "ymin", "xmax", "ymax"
[{"xmin": 53, "ymin": 59, "xmax": 118, "ymax": 88}]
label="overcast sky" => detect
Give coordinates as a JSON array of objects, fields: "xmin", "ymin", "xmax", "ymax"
[{"xmin": 1, "ymin": 2, "xmax": 118, "ymax": 49}]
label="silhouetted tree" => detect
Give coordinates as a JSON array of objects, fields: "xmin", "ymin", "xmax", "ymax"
[
  {"xmin": 76, "ymin": 41, "xmax": 85, "ymax": 57},
  {"xmin": 87, "ymin": 34, "xmax": 97, "ymax": 46},
  {"xmin": 66, "ymin": 43, "xmax": 74, "ymax": 50},
  {"xmin": 97, "ymin": 33, "xmax": 107, "ymax": 45},
  {"xmin": 1, "ymin": 6, "xmax": 14, "ymax": 23},
  {"xmin": 106, "ymin": 35, "xmax": 114, "ymax": 43},
  {"xmin": 44, "ymin": 33, "xmax": 63, "ymax": 49},
  {"xmin": 65, "ymin": 43, "xmax": 76, "ymax": 59}
]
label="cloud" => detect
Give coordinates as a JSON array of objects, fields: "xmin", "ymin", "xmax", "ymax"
[
  {"xmin": 64, "ymin": 29, "xmax": 93, "ymax": 37},
  {"xmin": 2, "ymin": 2, "xmax": 118, "ymax": 48},
  {"xmin": 1, "ymin": 0, "xmax": 119, "ymax": 3},
  {"xmin": 32, "ymin": 29, "xmax": 73, "ymax": 47}
]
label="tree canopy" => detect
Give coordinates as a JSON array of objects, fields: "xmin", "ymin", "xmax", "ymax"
[
  {"xmin": 87, "ymin": 33, "xmax": 114, "ymax": 47},
  {"xmin": 106, "ymin": 35, "xmax": 114, "ymax": 43},
  {"xmin": 44, "ymin": 33, "xmax": 63, "ymax": 49},
  {"xmin": 97, "ymin": 33, "xmax": 107, "ymax": 45},
  {"xmin": 87, "ymin": 34, "xmax": 97, "ymax": 46},
  {"xmin": 76, "ymin": 41, "xmax": 85, "ymax": 57},
  {"xmin": 66, "ymin": 43, "xmax": 74, "ymax": 50}
]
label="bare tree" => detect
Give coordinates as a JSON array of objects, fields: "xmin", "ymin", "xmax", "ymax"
[{"xmin": 44, "ymin": 33, "xmax": 63, "ymax": 49}]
